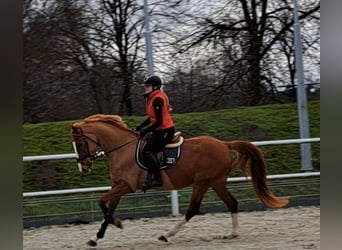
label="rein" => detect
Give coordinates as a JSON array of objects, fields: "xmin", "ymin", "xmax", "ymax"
[
  {"xmin": 104, "ymin": 138, "xmax": 137, "ymax": 155},
  {"xmin": 77, "ymin": 128, "xmax": 137, "ymax": 162}
]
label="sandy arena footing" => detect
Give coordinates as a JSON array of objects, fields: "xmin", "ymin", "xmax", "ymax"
[{"xmin": 23, "ymin": 206, "xmax": 320, "ymax": 250}]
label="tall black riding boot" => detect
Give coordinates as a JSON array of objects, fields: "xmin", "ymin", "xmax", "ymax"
[{"xmin": 145, "ymin": 151, "xmax": 163, "ymax": 187}]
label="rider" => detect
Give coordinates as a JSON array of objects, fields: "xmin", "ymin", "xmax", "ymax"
[{"xmin": 135, "ymin": 75, "xmax": 175, "ymax": 188}]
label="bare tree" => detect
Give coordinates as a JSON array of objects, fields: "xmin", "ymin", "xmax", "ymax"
[
  {"xmin": 99, "ymin": 0, "xmax": 146, "ymax": 115},
  {"xmin": 24, "ymin": 0, "xmax": 149, "ymax": 121},
  {"xmin": 23, "ymin": 0, "xmax": 89, "ymax": 122},
  {"xmin": 50, "ymin": 0, "xmax": 147, "ymax": 115},
  {"xmin": 151, "ymin": 0, "xmax": 320, "ymax": 108},
  {"xmin": 23, "ymin": 0, "xmax": 320, "ymax": 121},
  {"xmin": 23, "ymin": 0, "xmax": 105, "ymax": 122}
]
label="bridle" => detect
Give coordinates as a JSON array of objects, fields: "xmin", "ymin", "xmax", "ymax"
[
  {"xmin": 75, "ymin": 133, "xmax": 102, "ymax": 163},
  {"xmin": 74, "ymin": 127, "xmax": 137, "ymax": 163}
]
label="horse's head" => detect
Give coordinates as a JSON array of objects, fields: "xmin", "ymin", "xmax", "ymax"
[{"xmin": 70, "ymin": 123, "xmax": 101, "ymax": 174}]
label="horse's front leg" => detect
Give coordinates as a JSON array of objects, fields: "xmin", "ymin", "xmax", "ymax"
[{"xmin": 87, "ymin": 180, "xmax": 133, "ymax": 247}]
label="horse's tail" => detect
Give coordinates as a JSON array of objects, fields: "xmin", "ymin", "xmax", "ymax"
[{"xmin": 225, "ymin": 140, "xmax": 289, "ymax": 208}]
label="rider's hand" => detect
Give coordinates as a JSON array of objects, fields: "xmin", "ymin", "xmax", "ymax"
[
  {"xmin": 139, "ymin": 129, "xmax": 148, "ymax": 138},
  {"xmin": 135, "ymin": 125, "xmax": 142, "ymax": 132}
]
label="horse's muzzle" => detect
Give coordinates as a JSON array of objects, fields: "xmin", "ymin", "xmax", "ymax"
[{"xmin": 78, "ymin": 160, "xmax": 93, "ymax": 173}]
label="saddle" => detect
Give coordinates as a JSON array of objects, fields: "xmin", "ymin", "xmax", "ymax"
[{"xmin": 135, "ymin": 131, "xmax": 184, "ymax": 170}]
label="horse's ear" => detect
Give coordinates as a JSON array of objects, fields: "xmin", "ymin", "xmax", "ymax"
[{"xmin": 69, "ymin": 124, "xmax": 79, "ymax": 134}]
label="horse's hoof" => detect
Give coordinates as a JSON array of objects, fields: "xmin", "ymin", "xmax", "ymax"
[
  {"xmin": 87, "ymin": 239, "xmax": 97, "ymax": 247},
  {"xmin": 158, "ymin": 235, "xmax": 168, "ymax": 242},
  {"xmin": 226, "ymin": 233, "xmax": 239, "ymax": 239},
  {"xmin": 214, "ymin": 234, "xmax": 238, "ymax": 240},
  {"xmin": 114, "ymin": 218, "xmax": 123, "ymax": 229}
]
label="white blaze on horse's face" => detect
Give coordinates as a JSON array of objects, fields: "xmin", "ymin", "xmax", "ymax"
[
  {"xmin": 72, "ymin": 141, "xmax": 83, "ymax": 173},
  {"xmin": 72, "ymin": 140, "xmax": 93, "ymax": 173},
  {"xmin": 79, "ymin": 159, "xmax": 93, "ymax": 173}
]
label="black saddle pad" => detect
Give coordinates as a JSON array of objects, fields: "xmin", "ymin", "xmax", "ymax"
[{"xmin": 135, "ymin": 139, "xmax": 181, "ymax": 170}]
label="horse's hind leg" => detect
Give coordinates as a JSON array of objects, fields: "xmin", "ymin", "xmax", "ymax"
[
  {"xmin": 159, "ymin": 184, "xmax": 209, "ymax": 242},
  {"xmin": 212, "ymin": 183, "xmax": 239, "ymax": 239}
]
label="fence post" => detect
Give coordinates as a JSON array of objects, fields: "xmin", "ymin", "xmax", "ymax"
[{"xmin": 171, "ymin": 190, "xmax": 179, "ymax": 216}]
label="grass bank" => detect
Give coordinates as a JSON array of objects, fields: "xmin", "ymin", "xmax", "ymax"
[{"xmin": 23, "ymin": 101, "xmax": 320, "ymax": 192}]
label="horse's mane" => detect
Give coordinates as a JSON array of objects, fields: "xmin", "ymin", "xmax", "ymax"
[{"xmin": 81, "ymin": 114, "xmax": 129, "ymax": 131}]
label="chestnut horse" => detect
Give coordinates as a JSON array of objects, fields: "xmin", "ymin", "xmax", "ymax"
[{"xmin": 70, "ymin": 114, "xmax": 288, "ymax": 246}]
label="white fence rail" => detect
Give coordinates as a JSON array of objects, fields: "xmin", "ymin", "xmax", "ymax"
[
  {"xmin": 23, "ymin": 138, "xmax": 320, "ymax": 216},
  {"xmin": 23, "ymin": 171, "xmax": 320, "ymax": 198},
  {"xmin": 23, "ymin": 153, "xmax": 76, "ymax": 162},
  {"xmin": 23, "ymin": 137, "xmax": 320, "ymax": 162}
]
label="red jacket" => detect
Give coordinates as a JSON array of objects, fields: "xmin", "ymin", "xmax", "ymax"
[{"xmin": 146, "ymin": 90, "xmax": 174, "ymax": 130}]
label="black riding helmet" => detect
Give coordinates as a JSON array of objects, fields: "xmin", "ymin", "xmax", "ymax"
[{"xmin": 144, "ymin": 75, "xmax": 162, "ymax": 89}]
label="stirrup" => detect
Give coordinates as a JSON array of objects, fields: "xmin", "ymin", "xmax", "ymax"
[
  {"xmin": 151, "ymin": 180, "xmax": 163, "ymax": 187},
  {"xmin": 151, "ymin": 173, "xmax": 163, "ymax": 187}
]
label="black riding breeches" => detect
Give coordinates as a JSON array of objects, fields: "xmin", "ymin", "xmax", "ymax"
[{"xmin": 143, "ymin": 127, "xmax": 175, "ymax": 155}]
